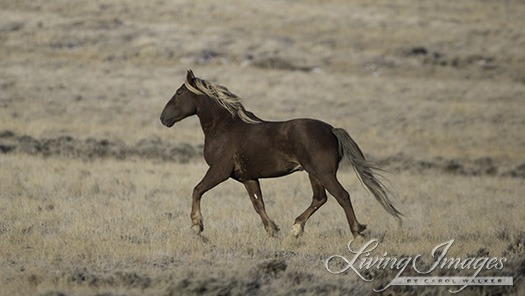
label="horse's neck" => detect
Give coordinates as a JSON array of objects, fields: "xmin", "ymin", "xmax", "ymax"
[{"xmin": 195, "ymin": 96, "xmax": 235, "ymax": 138}]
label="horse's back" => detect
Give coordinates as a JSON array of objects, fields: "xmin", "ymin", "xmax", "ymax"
[{"xmin": 236, "ymin": 118, "xmax": 336, "ymax": 152}]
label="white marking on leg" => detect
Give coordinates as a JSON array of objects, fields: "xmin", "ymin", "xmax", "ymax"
[
  {"xmin": 292, "ymin": 223, "xmax": 303, "ymax": 237},
  {"xmin": 254, "ymin": 193, "xmax": 258, "ymax": 200}
]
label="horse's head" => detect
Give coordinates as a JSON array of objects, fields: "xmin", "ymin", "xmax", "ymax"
[{"xmin": 160, "ymin": 70, "xmax": 198, "ymax": 127}]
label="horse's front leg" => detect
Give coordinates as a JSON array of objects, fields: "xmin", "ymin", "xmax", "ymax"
[
  {"xmin": 191, "ymin": 166, "xmax": 230, "ymax": 234},
  {"xmin": 242, "ymin": 179, "xmax": 280, "ymax": 237}
]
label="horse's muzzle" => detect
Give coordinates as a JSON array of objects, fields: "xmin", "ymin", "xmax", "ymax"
[{"xmin": 160, "ymin": 117, "xmax": 175, "ymax": 127}]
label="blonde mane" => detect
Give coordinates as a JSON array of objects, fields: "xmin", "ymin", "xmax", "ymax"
[{"xmin": 185, "ymin": 76, "xmax": 261, "ymax": 124}]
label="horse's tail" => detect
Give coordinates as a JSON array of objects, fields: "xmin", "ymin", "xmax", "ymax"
[{"xmin": 332, "ymin": 128, "xmax": 402, "ymax": 220}]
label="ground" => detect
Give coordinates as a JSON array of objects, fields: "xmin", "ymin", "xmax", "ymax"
[{"xmin": 0, "ymin": 0, "xmax": 524, "ymax": 295}]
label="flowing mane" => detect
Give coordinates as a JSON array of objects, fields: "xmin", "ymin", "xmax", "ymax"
[{"xmin": 185, "ymin": 75, "xmax": 261, "ymax": 124}]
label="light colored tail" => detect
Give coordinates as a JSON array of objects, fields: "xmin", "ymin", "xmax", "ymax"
[{"xmin": 332, "ymin": 128, "xmax": 402, "ymax": 220}]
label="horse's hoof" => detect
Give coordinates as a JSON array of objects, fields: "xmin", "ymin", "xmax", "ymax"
[
  {"xmin": 266, "ymin": 223, "xmax": 280, "ymax": 238},
  {"xmin": 357, "ymin": 223, "xmax": 367, "ymax": 234},
  {"xmin": 191, "ymin": 224, "xmax": 203, "ymax": 234},
  {"xmin": 267, "ymin": 229, "xmax": 279, "ymax": 238},
  {"xmin": 291, "ymin": 223, "xmax": 304, "ymax": 238}
]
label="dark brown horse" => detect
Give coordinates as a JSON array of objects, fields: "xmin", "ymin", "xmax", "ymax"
[{"xmin": 160, "ymin": 70, "xmax": 401, "ymax": 239}]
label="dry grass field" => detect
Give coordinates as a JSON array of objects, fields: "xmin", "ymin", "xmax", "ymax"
[{"xmin": 1, "ymin": 0, "xmax": 524, "ymax": 295}]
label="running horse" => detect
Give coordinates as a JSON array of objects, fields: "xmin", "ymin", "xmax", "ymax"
[{"xmin": 160, "ymin": 70, "xmax": 401, "ymax": 239}]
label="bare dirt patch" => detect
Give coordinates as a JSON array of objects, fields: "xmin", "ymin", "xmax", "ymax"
[
  {"xmin": 2, "ymin": 130, "xmax": 524, "ymax": 179},
  {"xmin": 0, "ymin": 130, "xmax": 200, "ymax": 163}
]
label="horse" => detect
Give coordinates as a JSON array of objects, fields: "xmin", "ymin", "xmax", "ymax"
[{"xmin": 160, "ymin": 70, "xmax": 401, "ymax": 239}]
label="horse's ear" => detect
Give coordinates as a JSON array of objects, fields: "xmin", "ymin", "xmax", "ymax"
[{"xmin": 186, "ymin": 69, "xmax": 195, "ymax": 82}]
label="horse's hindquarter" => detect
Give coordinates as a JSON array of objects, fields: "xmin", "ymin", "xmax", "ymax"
[{"xmin": 231, "ymin": 119, "xmax": 340, "ymax": 180}]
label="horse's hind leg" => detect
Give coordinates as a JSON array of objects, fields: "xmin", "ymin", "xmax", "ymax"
[
  {"xmin": 243, "ymin": 179, "xmax": 280, "ymax": 237},
  {"xmin": 317, "ymin": 173, "xmax": 367, "ymax": 238},
  {"xmin": 292, "ymin": 174, "xmax": 328, "ymax": 237}
]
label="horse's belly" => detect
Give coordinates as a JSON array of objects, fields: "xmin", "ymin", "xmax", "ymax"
[{"xmin": 232, "ymin": 152, "xmax": 302, "ymax": 180}]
